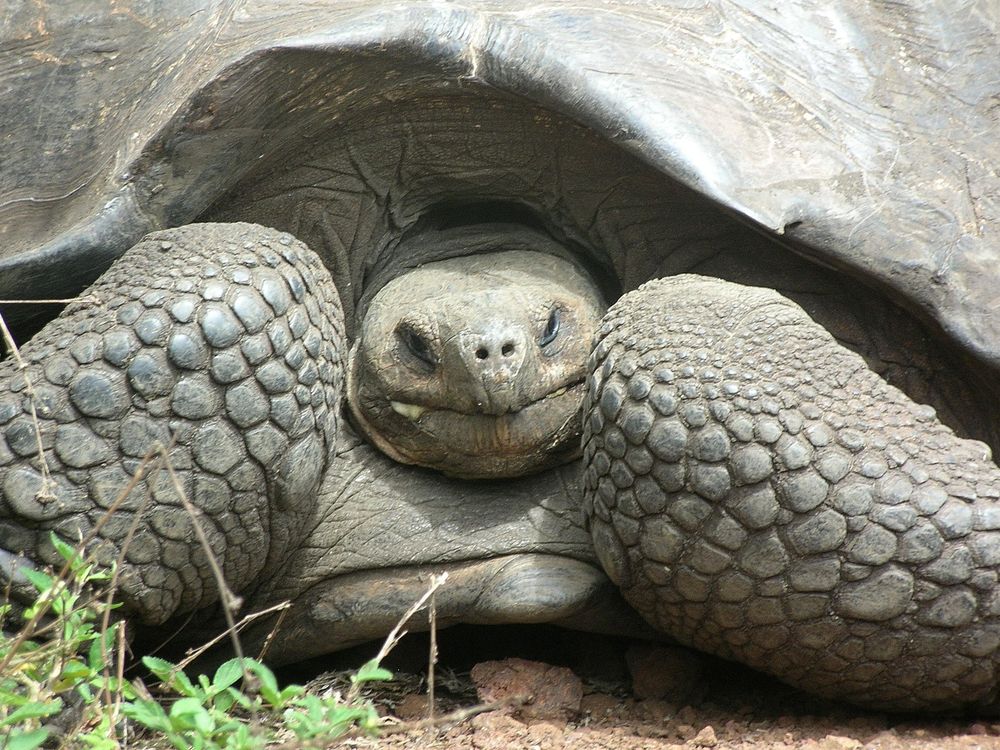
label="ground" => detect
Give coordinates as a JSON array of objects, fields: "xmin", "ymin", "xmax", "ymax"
[{"xmin": 292, "ymin": 626, "xmax": 1000, "ymax": 750}]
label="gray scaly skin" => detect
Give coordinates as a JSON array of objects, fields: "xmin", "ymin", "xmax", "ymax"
[
  {"xmin": 585, "ymin": 275, "xmax": 1000, "ymax": 711},
  {"xmin": 0, "ymin": 222, "xmax": 636, "ymax": 662},
  {"xmin": 5, "ymin": 223, "xmax": 1000, "ymax": 713},
  {"xmin": 0, "ymin": 223, "xmax": 344, "ymax": 624}
]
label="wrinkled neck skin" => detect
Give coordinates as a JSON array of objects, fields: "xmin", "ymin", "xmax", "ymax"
[{"xmin": 348, "ymin": 226, "xmax": 606, "ymax": 478}]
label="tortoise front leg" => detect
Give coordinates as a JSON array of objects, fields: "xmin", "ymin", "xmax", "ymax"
[
  {"xmin": 0, "ymin": 223, "xmax": 344, "ymax": 624},
  {"xmin": 583, "ymin": 274, "xmax": 1000, "ymax": 712}
]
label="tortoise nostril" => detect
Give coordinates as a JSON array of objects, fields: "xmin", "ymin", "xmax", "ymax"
[
  {"xmin": 501, "ymin": 342, "xmax": 515, "ymax": 357},
  {"xmin": 476, "ymin": 347, "xmax": 489, "ymax": 360}
]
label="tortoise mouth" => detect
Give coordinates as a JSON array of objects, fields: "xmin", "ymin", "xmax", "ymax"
[
  {"xmin": 388, "ymin": 377, "xmax": 586, "ymax": 420},
  {"xmin": 252, "ymin": 553, "xmax": 655, "ymax": 665},
  {"xmin": 348, "ymin": 348, "xmax": 588, "ymax": 477}
]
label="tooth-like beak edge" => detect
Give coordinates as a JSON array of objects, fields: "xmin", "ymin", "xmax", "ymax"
[{"xmin": 391, "ymin": 401, "xmax": 427, "ymax": 420}]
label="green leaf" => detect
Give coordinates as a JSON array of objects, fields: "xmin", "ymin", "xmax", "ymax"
[
  {"xmin": 352, "ymin": 659, "xmax": 393, "ymax": 684},
  {"xmin": 74, "ymin": 714, "xmax": 120, "ymax": 750},
  {"xmin": 169, "ymin": 696, "xmax": 215, "ymax": 733},
  {"xmin": 20, "ymin": 568, "xmax": 53, "ymax": 594},
  {"xmin": 0, "ymin": 700, "xmax": 62, "ymax": 728},
  {"xmin": 52, "ymin": 659, "xmax": 91, "ymax": 691},
  {"xmin": 213, "ymin": 688, "xmax": 237, "ymax": 713},
  {"xmin": 49, "ymin": 534, "xmax": 78, "ymax": 566},
  {"xmin": 122, "ymin": 699, "xmax": 172, "ymax": 732},
  {"xmin": 224, "ymin": 724, "xmax": 262, "ymax": 750},
  {"xmin": 4, "ymin": 728, "xmax": 50, "ymax": 750},
  {"xmin": 241, "ymin": 660, "xmax": 282, "ymax": 707},
  {"xmin": 222, "ymin": 685, "xmax": 253, "ymax": 711},
  {"xmin": 87, "ymin": 627, "xmax": 116, "ymax": 671},
  {"xmin": 212, "ymin": 659, "xmax": 245, "ymax": 692},
  {"xmin": 142, "ymin": 656, "xmax": 199, "ymax": 697},
  {"xmin": 140, "ymin": 655, "xmax": 176, "ymax": 680},
  {"xmin": 278, "ymin": 684, "xmax": 304, "ymax": 702}
]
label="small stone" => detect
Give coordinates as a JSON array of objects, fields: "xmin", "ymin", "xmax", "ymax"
[
  {"xmin": 579, "ymin": 693, "xmax": 620, "ymax": 720},
  {"xmin": 393, "ymin": 694, "xmax": 430, "ymax": 721},
  {"xmin": 690, "ymin": 726, "xmax": 717, "ymax": 747},
  {"xmin": 626, "ymin": 645, "xmax": 704, "ymax": 702},
  {"xmin": 470, "ymin": 658, "xmax": 582, "ymax": 720},
  {"xmin": 819, "ymin": 735, "xmax": 861, "ymax": 750}
]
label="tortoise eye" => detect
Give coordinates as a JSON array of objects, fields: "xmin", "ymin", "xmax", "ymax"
[
  {"xmin": 540, "ymin": 308, "xmax": 560, "ymax": 347},
  {"xmin": 399, "ymin": 326, "xmax": 436, "ymax": 366}
]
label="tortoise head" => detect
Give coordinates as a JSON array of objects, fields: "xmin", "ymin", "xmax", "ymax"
[{"xmin": 347, "ymin": 227, "xmax": 605, "ymax": 478}]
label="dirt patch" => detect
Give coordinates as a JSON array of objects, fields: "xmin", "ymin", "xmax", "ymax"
[
  {"xmin": 364, "ymin": 681, "xmax": 1000, "ymax": 750},
  {"xmin": 304, "ymin": 629, "xmax": 1000, "ymax": 750}
]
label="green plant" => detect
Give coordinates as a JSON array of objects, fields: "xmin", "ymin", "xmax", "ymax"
[
  {"xmin": 0, "ymin": 535, "xmax": 131, "ymax": 750},
  {"xmin": 283, "ymin": 658, "xmax": 393, "ymax": 742},
  {"xmin": 1, "ymin": 538, "xmax": 396, "ymax": 750},
  {"xmin": 0, "ymin": 309, "xmax": 425, "ymax": 748},
  {"xmin": 123, "ymin": 654, "xmax": 392, "ymax": 749},
  {"xmin": 1, "ymin": 531, "xmax": 445, "ymax": 750}
]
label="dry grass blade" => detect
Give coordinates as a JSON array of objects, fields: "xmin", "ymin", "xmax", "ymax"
[
  {"xmin": 345, "ymin": 572, "xmax": 449, "ymax": 706},
  {"xmin": 155, "ymin": 446, "xmax": 268, "ymax": 719},
  {"xmin": 428, "ymin": 583, "xmax": 438, "ymax": 722},
  {"xmin": 0, "ymin": 307, "xmax": 56, "ymax": 502},
  {"xmin": 0, "ymin": 295, "xmax": 100, "ymax": 305},
  {"xmin": 0, "ymin": 440, "xmax": 168, "ymax": 677},
  {"xmin": 254, "ymin": 600, "xmax": 292, "ymax": 663},
  {"xmin": 175, "ymin": 600, "xmax": 293, "ymax": 671}
]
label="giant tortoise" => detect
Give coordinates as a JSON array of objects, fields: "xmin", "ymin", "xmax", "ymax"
[{"xmin": 2, "ymin": 0, "xmax": 1000, "ymax": 713}]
